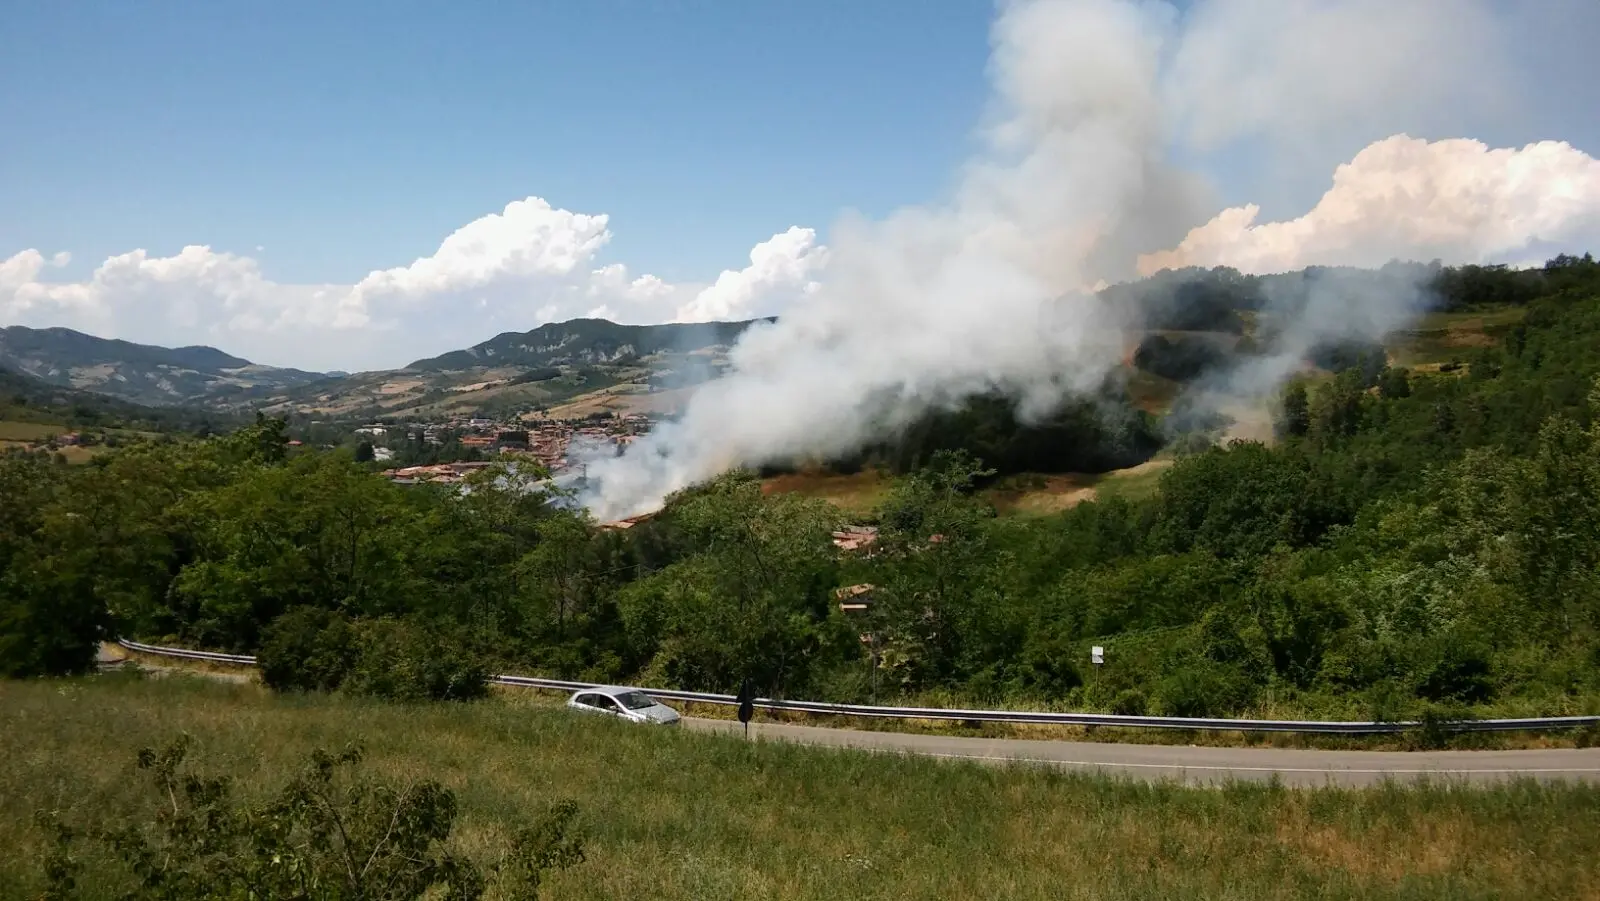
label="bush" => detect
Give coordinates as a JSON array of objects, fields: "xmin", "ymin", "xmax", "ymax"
[
  {"xmin": 259, "ymin": 613, "xmax": 489, "ymax": 703},
  {"xmin": 37, "ymin": 734, "xmax": 585, "ymax": 900},
  {"xmin": 1132, "ymin": 334, "xmax": 1229, "ymax": 382},
  {"xmin": 0, "ymin": 585, "xmax": 106, "ymax": 680},
  {"xmin": 1155, "ymin": 662, "xmax": 1258, "ymax": 718},
  {"xmin": 1417, "ymin": 637, "xmax": 1495, "ymax": 704},
  {"xmin": 344, "ymin": 618, "xmax": 491, "ymax": 702},
  {"xmin": 1110, "ymin": 689, "xmax": 1148, "ymax": 716},
  {"xmin": 258, "ymin": 607, "xmax": 360, "ymax": 693},
  {"xmin": 1414, "ymin": 702, "xmax": 1477, "ymax": 750}
]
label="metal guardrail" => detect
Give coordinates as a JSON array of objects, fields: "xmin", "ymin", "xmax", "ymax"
[
  {"xmin": 117, "ymin": 639, "xmax": 1600, "ymax": 735},
  {"xmin": 119, "ymin": 639, "xmax": 260, "ymax": 665}
]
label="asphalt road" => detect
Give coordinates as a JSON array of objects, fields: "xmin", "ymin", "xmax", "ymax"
[
  {"xmin": 104, "ymin": 646, "xmax": 1600, "ymax": 787},
  {"xmin": 687, "ymin": 718, "xmax": 1600, "ymax": 787}
]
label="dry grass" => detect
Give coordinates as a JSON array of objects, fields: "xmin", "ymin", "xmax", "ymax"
[
  {"xmin": 55, "ymin": 445, "xmax": 108, "ymax": 464},
  {"xmin": 4, "ymin": 674, "xmax": 1599, "ymax": 901},
  {"xmin": 1391, "ymin": 307, "xmax": 1527, "ymax": 367},
  {"xmin": 1124, "ymin": 367, "xmax": 1184, "ymax": 414},
  {"xmin": 985, "ymin": 474, "xmax": 1100, "ymax": 516},
  {"xmin": 545, "ymin": 384, "xmax": 698, "ymax": 420},
  {"xmin": 1090, "ymin": 458, "xmax": 1174, "ymax": 503},
  {"xmin": 761, "ymin": 469, "xmax": 890, "ymax": 517},
  {"xmin": 985, "ymin": 460, "xmax": 1176, "ymax": 516},
  {"xmin": 759, "ymin": 459, "xmax": 1173, "ymax": 521},
  {"xmin": 0, "ymin": 420, "xmax": 64, "ymax": 441}
]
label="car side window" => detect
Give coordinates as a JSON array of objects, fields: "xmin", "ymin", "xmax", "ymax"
[
  {"xmin": 595, "ymin": 695, "xmax": 619, "ymax": 712},
  {"xmin": 575, "ymin": 693, "xmax": 598, "ymax": 707}
]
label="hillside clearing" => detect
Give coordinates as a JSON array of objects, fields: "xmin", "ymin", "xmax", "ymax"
[
  {"xmin": 0, "ymin": 420, "xmax": 64, "ymax": 441},
  {"xmin": 983, "ymin": 459, "xmax": 1176, "ymax": 515},
  {"xmin": 1390, "ymin": 307, "xmax": 1527, "ymax": 367},
  {"xmin": 4, "ymin": 675, "xmax": 1600, "ymax": 901},
  {"xmin": 761, "ymin": 469, "xmax": 889, "ymax": 516},
  {"xmin": 761, "ymin": 458, "xmax": 1176, "ymax": 520}
]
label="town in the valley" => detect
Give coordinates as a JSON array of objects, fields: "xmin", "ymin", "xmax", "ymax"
[{"xmin": 359, "ymin": 412, "xmax": 654, "ymax": 486}]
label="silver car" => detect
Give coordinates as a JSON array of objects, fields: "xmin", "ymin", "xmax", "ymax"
[{"xmin": 566, "ymin": 686, "xmax": 681, "ymax": 726}]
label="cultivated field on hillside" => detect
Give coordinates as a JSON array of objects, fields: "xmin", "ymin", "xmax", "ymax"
[
  {"xmin": 5, "ymin": 675, "xmax": 1600, "ymax": 901},
  {"xmin": 0, "ymin": 420, "xmax": 64, "ymax": 441},
  {"xmin": 765, "ymin": 457, "xmax": 1175, "ymax": 519},
  {"xmin": 761, "ymin": 469, "xmax": 890, "ymax": 516}
]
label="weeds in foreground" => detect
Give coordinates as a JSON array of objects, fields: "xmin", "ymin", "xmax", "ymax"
[
  {"xmin": 35, "ymin": 733, "xmax": 583, "ymax": 901},
  {"xmin": 7, "ymin": 674, "xmax": 1600, "ymax": 901}
]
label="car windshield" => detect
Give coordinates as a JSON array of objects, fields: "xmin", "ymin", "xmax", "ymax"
[{"xmin": 613, "ymin": 691, "xmax": 657, "ymax": 710}]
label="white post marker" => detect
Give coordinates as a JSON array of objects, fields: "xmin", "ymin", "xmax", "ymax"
[{"xmin": 1091, "ymin": 646, "xmax": 1104, "ymax": 666}]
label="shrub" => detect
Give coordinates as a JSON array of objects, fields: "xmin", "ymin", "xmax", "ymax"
[
  {"xmin": 1414, "ymin": 702, "xmax": 1477, "ymax": 750},
  {"xmin": 1417, "ymin": 637, "xmax": 1495, "ymax": 704},
  {"xmin": 1110, "ymin": 689, "xmax": 1148, "ymax": 716},
  {"xmin": 0, "ymin": 585, "xmax": 106, "ymax": 680},
  {"xmin": 258, "ymin": 607, "xmax": 360, "ymax": 693},
  {"xmin": 1154, "ymin": 662, "xmax": 1258, "ymax": 718},
  {"xmin": 37, "ymin": 734, "xmax": 585, "ymax": 900},
  {"xmin": 259, "ymin": 613, "xmax": 489, "ymax": 702},
  {"xmin": 344, "ymin": 618, "xmax": 491, "ymax": 702}
]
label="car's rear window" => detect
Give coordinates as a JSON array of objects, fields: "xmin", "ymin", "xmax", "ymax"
[{"xmin": 614, "ymin": 691, "xmax": 657, "ymax": 710}]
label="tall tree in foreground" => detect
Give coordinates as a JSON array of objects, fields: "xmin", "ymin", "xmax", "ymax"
[{"xmin": 616, "ymin": 472, "xmax": 841, "ymax": 695}]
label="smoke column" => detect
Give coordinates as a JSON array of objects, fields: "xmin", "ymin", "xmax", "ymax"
[{"xmin": 581, "ymin": 0, "xmax": 1511, "ymax": 521}]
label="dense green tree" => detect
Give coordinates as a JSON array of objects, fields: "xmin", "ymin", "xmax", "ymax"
[
  {"xmin": 171, "ymin": 453, "xmax": 425, "ymax": 649},
  {"xmin": 1278, "ymin": 382, "xmax": 1310, "ymax": 438},
  {"xmin": 616, "ymin": 472, "xmax": 841, "ymax": 695},
  {"xmin": 865, "ymin": 451, "xmax": 998, "ymax": 689}
]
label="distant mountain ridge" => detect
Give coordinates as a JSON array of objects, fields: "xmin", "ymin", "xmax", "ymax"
[
  {"xmin": 3, "ymin": 260, "xmax": 1501, "ymax": 420},
  {"xmin": 406, "ymin": 317, "xmax": 771, "ymax": 371},
  {"xmin": 0, "ymin": 363, "xmax": 239, "ymax": 434},
  {"xmin": 0, "ymin": 325, "xmax": 328, "ymax": 408}
]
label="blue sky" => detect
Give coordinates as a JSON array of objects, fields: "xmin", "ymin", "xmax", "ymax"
[
  {"xmin": 2, "ymin": 1, "xmax": 998, "ymax": 285},
  {"xmin": 3, "ymin": 0, "xmax": 1599, "ymax": 371}
]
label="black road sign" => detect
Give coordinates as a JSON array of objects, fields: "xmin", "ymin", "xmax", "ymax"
[{"xmin": 737, "ymin": 677, "xmax": 755, "ymax": 736}]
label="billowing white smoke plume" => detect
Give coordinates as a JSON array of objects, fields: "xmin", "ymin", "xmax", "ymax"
[
  {"xmin": 582, "ymin": 0, "xmax": 1197, "ymax": 519},
  {"xmin": 579, "ymin": 0, "xmax": 1563, "ymax": 520}
]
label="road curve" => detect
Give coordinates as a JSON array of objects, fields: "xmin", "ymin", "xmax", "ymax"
[
  {"xmin": 686, "ymin": 718, "xmax": 1600, "ymax": 787},
  {"xmin": 105, "ymin": 647, "xmax": 1600, "ymax": 787}
]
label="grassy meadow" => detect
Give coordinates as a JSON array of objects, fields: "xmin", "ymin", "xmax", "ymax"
[
  {"xmin": 5, "ymin": 674, "xmax": 1600, "ymax": 901},
  {"xmin": 763, "ymin": 458, "xmax": 1174, "ymax": 522},
  {"xmin": 1389, "ymin": 307, "xmax": 1527, "ymax": 368},
  {"xmin": 0, "ymin": 420, "xmax": 65, "ymax": 441},
  {"xmin": 761, "ymin": 468, "xmax": 891, "ymax": 517}
]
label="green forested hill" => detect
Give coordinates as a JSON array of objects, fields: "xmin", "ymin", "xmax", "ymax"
[
  {"xmin": 4, "ymin": 256, "xmax": 1600, "ymax": 729},
  {"xmin": 0, "ymin": 365, "xmax": 237, "ymax": 435},
  {"xmin": 406, "ymin": 317, "xmax": 767, "ymax": 371},
  {"xmin": 0, "ymin": 325, "xmax": 326, "ymax": 407}
]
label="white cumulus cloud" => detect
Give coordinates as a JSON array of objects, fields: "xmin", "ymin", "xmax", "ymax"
[
  {"xmin": 0, "ymin": 197, "xmax": 821, "ymax": 372},
  {"xmin": 1138, "ymin": 135, "xmax": 1600, "ymax": 275},
  {"xmin": 673, "ymin": 227, "xmax": 827, "ymax": 322}
]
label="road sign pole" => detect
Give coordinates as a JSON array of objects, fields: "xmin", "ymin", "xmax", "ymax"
[{"xmin": 737, "ymin": 677, "xmax": 755, "ymax": 739}]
